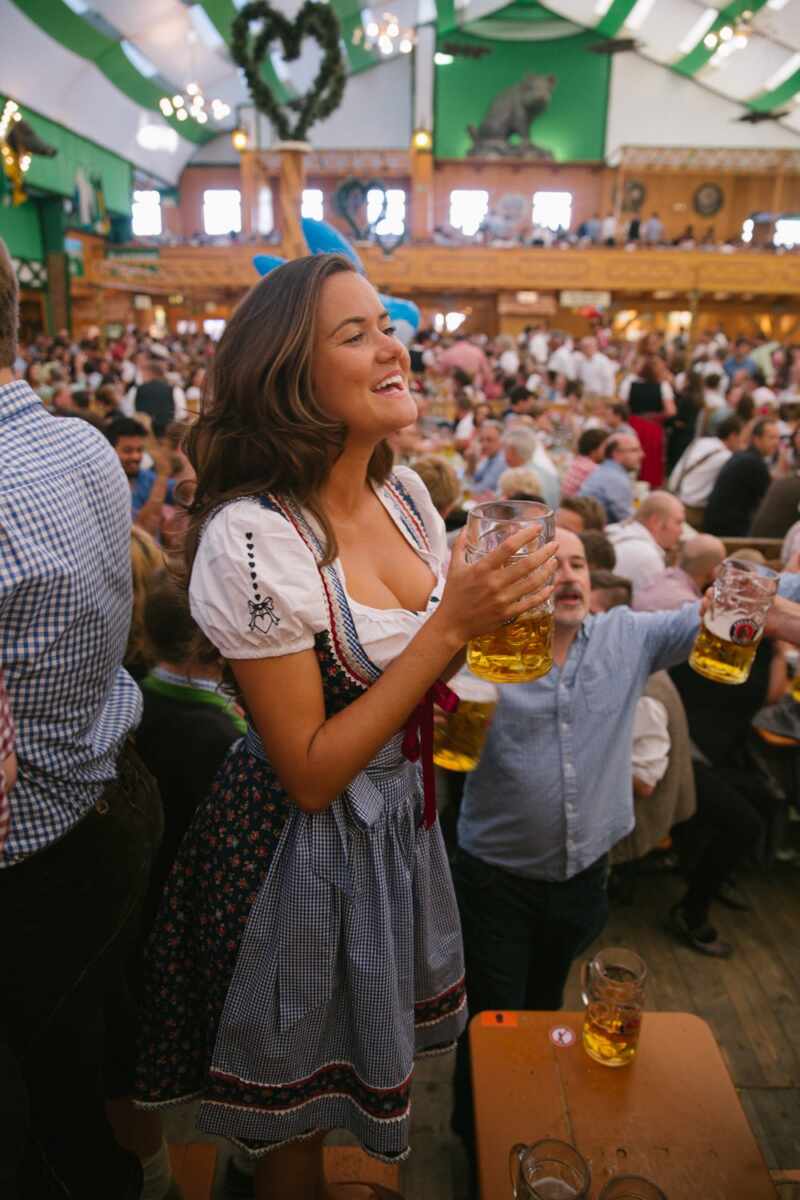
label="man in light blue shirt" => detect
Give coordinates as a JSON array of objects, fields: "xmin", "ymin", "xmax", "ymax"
[
  {"xmin": 578, "ymin": 432, "xmax": 642, "ymax": 523},
  {"xmin": 469, "ymin": 420, "xmax": 507, "ymax": 495},
  {"xmin": 451, "ymin": 526, "xmax": 699, "ymax": 1150}
]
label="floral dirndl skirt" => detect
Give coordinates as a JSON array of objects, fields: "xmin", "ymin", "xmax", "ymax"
[{"xmin": 134, "ymin": 728, "xmax": 467, "ymax": 1161}]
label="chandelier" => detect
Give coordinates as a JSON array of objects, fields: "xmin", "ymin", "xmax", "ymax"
[
  {"xmin": 159, "ymin": 83, "xmax": 231, "ymax": 126},
  {"xmin": 159, "ymin": 29, "xmax": 231, "ymax": 126},
  {"xmin": 703, "ymin": 8, "xmax": 754, "ymax": 66},
  {"xmin": 353, "ymin": 11, "xmax": 416, "ymax": 56}
]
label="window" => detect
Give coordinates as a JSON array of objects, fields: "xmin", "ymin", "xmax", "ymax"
[
  {"xmin": 532, "ymin": 191, "xmax": 572, "ymax": 232},
  {"xmin": 433, "ymin": 311, "xmax": 466, "ymax": 333},
  {"xmin": 202, "ymin": 189, "xmax": 241, "ymax": 236},
  {"xmin": 449, "ymin": 189, "xmax": 489, "ymax": 237},
  {"xmin": 775, "ymin": 218, "xmax": 800, "ymax": 248},
  {"xmin": 257, "ymin": 186, "xmax": 274, "ymax": 235},
  {"xmin": 131, "ymin": 190, "xmax": 162, "ymax": 238},
  {"xmin": 203, "ymin": 319, "xmax": 226, "ymax": 340},
  {"xmin": 302, "ymin": 188, "xmax": 324, "ymax": 221},
  {"xmin": 367, "ymin": 188, "xmax": 406, "ymax": 237}
]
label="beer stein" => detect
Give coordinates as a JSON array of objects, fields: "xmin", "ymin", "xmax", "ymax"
[
  {"xmin": 598, "ymin": 1177, "xmax": 667, "ymax": 1199},
  {"xmin": 432, "ymin": 667, "xmax": 498, "ymax": 772},
  {"xmin": 581, "ymin": 948, "xmax": 646, "ymax": 1068},
  {"xmin": 465, "ymin": 500, "xmax": 555, "ymax": 684},
  {"xmin": 689, "ymin": 557, "xmax": 778, "ymax": 686},
  {"xmin": 509, "ymin": 1139, "xmax": 591, "ymax": 1199}
]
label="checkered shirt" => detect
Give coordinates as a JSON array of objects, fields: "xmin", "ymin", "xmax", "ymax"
[
  {"xmin": 0, "ymin": 380, "xmax": 142, "ymax": 866},
  {"xmin": 0, "ymin": 670, "xmax": 14, "ymax": 853}
]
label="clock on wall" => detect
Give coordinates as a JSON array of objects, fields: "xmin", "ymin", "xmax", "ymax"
[{"xmin": 694, "ymin": 183, "xmax": 724, "ymax": 217}]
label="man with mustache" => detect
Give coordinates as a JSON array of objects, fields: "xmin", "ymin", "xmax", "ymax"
[{"xmin": 451, "ymin": 526, "xmax": 702, "ymax": 1155}]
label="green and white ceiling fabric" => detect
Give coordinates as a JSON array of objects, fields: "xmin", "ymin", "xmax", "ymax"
[{"xmin": 2, "ymin": 0, "xmax": 799, "ymax": 183}]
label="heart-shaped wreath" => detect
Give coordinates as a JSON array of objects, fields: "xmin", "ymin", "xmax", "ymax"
[
  {"xmin": 333, "ymin": 176, "xmax": 406, "ymax": 256},
  {"xmin": 334, "ymin": 176, "xmax": 387, "ymax": 242},
  {"xmin": 231, "ymin": 0, "xmax": 347, "ymax": 143}
]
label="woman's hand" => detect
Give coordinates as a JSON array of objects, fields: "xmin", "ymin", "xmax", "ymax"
[{"xmin": 434, "ymin": 526, "xmax": 557, "ymax": 646}]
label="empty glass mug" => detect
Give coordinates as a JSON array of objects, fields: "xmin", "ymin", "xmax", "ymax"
[
  {"xmin": 598, "ymin": 1177, "xmax": 667, "ymax": 1199},
  {"xmin": 581, "ymin": 947, "xmax": 647, "ymax": 1068},
  {"xmin": 509, "ymin": 1139, "xmax": 591, "ymax": 1200},
  {"xmin": 432, "ymin": 666, "xmax": 498, "ymax": 772},
  {"xmin": 689, "ymin": 558, "xmax": 778, "ymax": 686},
  {"xmin": 465, "ymin": 499, "xmax": 555, "ymax": 684}
]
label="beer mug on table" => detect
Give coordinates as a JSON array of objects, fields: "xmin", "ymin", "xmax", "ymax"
[
  {"xmin": 581, "ymin": 948, "xmax": 646, "ymax": 1068},
  {"xmin": 465, "ymin": 500, "xmax": 555, "ymax": 684},
  {"xmin": 432, "ymin": 667, "xmax": 498, "ymax": 772},
  {"xmin": 689, "ymin": 558, "xmax": 778, "ymax": 686},
  {"xmin": 509, "ymin": 1139, "xmax": 591, "ymax": 1199}
]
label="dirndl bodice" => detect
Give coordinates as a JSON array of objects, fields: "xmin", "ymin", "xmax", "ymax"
[{"xmin": 134, "ymin": 479, "xmax": 467, "ymax": 1161}]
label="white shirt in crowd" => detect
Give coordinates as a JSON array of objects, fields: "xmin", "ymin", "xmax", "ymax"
[
  {"xmin": 668, "ymin": 436, "xmax": 733, "ymax": 507},
  {"xmin": 548, "ymin": 343, "xmax": 576, "ymax": 381},
  {"xmin": 601, "ymin": 216, "xmax": 617, "ymax": 241},
  {"xmin": 499, "ymin": 349, "xmax": 520, "ymax": 378},
  {"xmin": 606, "ymin": 520, "xmax": 666, "ymax": 598},
  {"xmin": 575, "ymin": 351, "xmax": 616, "ymax": 399},
  {"xmin": 632, "ymin": 696, "xmax": 671, "ymax": 788},
  {"xmin": 529, "ymin": 330, "xmax": 550, "ymax": 365}
]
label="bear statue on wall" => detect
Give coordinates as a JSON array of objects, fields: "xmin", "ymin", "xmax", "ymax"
[{"xmin": 467, "ymin": 73, "xmax": 556, "ymax": 159}]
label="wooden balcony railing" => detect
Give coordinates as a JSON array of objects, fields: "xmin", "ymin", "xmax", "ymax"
[{"xmin": 86, "ymin": 243, "xmax": 800, "ymax": 298}]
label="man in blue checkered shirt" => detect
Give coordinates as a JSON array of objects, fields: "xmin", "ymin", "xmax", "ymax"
[{"xmin": 0, "ymin": 239, "xmax": 163, "ymax": 1200}]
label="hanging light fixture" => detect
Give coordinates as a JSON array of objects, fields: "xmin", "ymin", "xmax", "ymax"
[
  {"xmin": 353, "ymin": 10, "xmax": 416, "ymax": 56},
  {"xmin": 160, "ymin": 30, "xmax": 232, "ymax": 126},
  {"xmin": 703, "ymin": 8, "xmax": 755, "ymax": 65}
]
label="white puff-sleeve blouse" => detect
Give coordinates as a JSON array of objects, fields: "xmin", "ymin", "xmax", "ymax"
[{"xmin": 189, "ymin": 466, "xmax": 449, "ymax": 669}]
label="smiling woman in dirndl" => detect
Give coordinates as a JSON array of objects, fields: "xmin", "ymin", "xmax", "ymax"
[{"xmin": 134, "ymin": 253, "xmax": 555, "ymax": 1200}]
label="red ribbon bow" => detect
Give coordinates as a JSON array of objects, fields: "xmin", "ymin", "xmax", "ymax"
[{"xmin": 402, "ymin": 680, "xmax": 460, "ymax": 830}]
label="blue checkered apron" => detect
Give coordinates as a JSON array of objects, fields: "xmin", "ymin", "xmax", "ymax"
[{"xmin": 197, "ymin": 484, "xmax": 467, "ymax": 1160}]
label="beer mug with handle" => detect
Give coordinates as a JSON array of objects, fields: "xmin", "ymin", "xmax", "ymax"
[
  {"xmin": 509, "ymin": 1139, "xmax": 591, "ymax": 1199},
  {"xmin": 581, "ymin": 948, "xmax": 646, "ymax": 1068},
  {"xmin": 690, "ymin": 557, "xmax": 778, "ymax": 685},
  {"xmin": 432, "ymin": 666, "xmax": 498, "ymax": 772},
  {"xmin": 465, "ymin": 499, "xmax": 555, "ymax": 684}
]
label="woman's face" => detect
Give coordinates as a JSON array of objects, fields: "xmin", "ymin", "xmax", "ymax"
[{"xmin": 312, "ymin": 272, "xmax": 414, "ymax": 441}]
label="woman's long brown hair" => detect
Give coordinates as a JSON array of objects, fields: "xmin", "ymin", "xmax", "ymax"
[{"xmin": 182, "ymin": 253, "xmax": 393, "ymax": 583}]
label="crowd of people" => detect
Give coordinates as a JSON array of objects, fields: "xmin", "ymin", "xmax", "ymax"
[
  {"xmin": 432, "ymin": 209, "xmax": 800, "ymax": 253},
  {"xmin": 3, "ymin": 233, "xmax": 800, "ymax": 1200}
]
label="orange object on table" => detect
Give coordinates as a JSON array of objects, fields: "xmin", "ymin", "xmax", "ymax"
[{"xmin": 469, "ymin": 1010, "xmax": 777, "ymax": 1199}]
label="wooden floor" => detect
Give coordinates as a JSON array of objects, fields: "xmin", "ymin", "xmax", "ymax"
[{"xmin": 164, "ymin": 850, "xmax": 800, "ymax": 1199}]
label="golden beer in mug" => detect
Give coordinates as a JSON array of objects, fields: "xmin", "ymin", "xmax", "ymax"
[
  {"xmin": 433, "ymin": 668, "xmax": 498, "ymax": 772},
  {"xmin": 581, "ymin": 948, "xmax": 646, "ymax": 1068},
  {"xmin": 689, "ymin": 558, "xmax": 778, "ymax": 686},
  {"xmin": 465, "ymin": 500, "xmax": 555, "ymax": 685},
  {"xmin": 467, "ymin": 607, "xmax": 554, "ymax": 684}
]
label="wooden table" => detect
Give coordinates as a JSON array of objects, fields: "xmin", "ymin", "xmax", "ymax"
[{"xmin": 470, "ymin": 1011, "xmax": 777, "ymax": 1199}]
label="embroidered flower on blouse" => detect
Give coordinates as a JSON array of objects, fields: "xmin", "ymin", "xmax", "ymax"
[{"xmin": 244, "ymin": 529, "xmax": 281, "ymax": 634}]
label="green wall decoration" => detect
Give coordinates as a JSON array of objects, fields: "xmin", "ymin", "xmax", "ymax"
[
  {"xmin": 0, "ymin": 200, "xmax": 43, "ymax": 261},
  {"xmin": 434, "ymin": 30, "xmax": 610, "ymax": 160}
]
